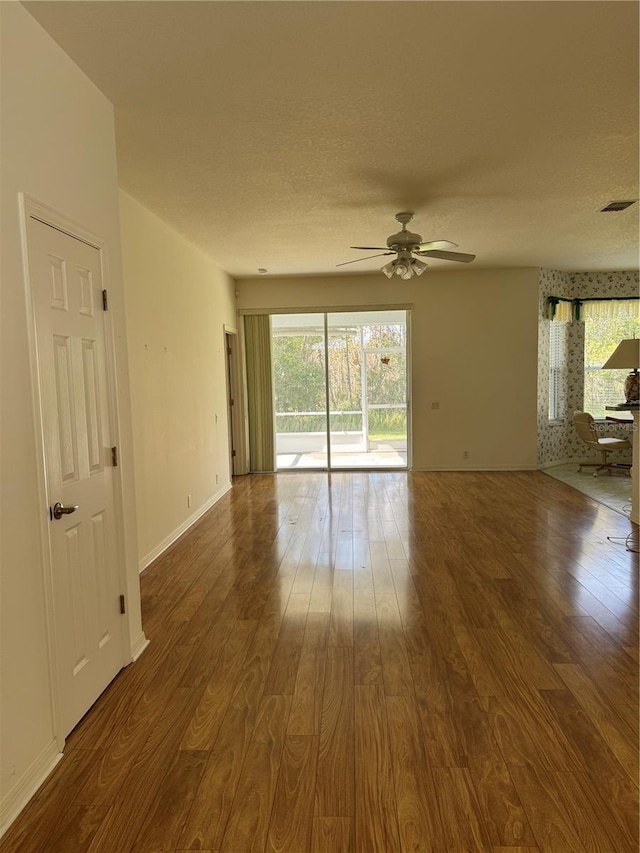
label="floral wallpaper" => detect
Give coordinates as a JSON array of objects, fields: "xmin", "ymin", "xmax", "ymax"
[
  {"xmin": 537, "ymin": 269, "xmax": 639, "ymax": 466},
  {"xmin": 566, "ymin": 271, "xmax": 639, "ymax": 297}
]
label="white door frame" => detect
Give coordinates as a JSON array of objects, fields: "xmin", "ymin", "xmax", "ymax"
[
  {"xmin": 223, "ymin": 324, "xmax": 248, "ymax": 476},
  {"xmin": 18, "ymin": 194, "xmax": 132, "ymax": 749}
]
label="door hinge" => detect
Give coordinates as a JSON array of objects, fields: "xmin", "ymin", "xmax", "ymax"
[
  {"xmin": 232, "ymin": 449, "xmax": 236, "ymax": 457},
  {"xmin": 102, "ymin": 289, "xmax": 109, "ymax": 311},
  {"xmin": 111, "ymin": 446, "xmax": 118, "ymax": 467},
  {"xmin": 227, "ymin": 347, "xmax": 232, "ymax": 355},
  {"xmin": 119, "ymin": 594, "xmax": 126, "ymax": 614},
  {"xmin": 229, "ymin": 398, "xmax": 234, "ymax": 407}
]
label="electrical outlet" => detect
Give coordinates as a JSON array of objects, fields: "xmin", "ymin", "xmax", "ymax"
[
  {"xmin": 463, "ymin": 450, "xmax": 470, "ymax": 459},
  {"xmin": 187, "ymin": 494, "xmax": 192, "ymax": 508},
  {"xmin": 431, "ymin": 401, "xmax": 440, "ymax": 410}
]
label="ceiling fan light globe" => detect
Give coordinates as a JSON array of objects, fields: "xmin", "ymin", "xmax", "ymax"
[
  {"xmin": 394, "ymin": 261, "xmax": 413, "ymax": 280},
  {"xmin": 411, "ymin": 258, "xmax": 428, "ymax": 275},
  {"xmin": 381, "ymin": 261, "xmax": 395, "ymax": 278}
]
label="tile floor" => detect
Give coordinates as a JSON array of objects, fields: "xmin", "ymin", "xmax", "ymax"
[{"xmin": 543, "ymin": 461, "xmax": 633, "ymax": 518}]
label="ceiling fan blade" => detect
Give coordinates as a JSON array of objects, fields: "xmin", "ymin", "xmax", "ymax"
[
  {"xmin": 350, "ymin": 246, "xmax": 392, "ymax": 251},
  {"xmin": 336, "ymin": 252, "xmax": 394, "ymax": 267},
  {"xmin": 417, "ymin": 249, "xmax": 476, "ymax": 263},
  {"xmin": 416, "ymin": 240, "xmax": 458, "ymax": 251}
]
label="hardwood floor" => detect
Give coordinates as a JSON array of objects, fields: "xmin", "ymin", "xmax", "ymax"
[{"xmin": 1, "ymin": 471, "xmax": 637, "ymax": 853}]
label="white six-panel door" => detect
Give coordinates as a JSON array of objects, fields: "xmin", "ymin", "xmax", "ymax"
[{"xmin": 29, "ymin": 217, "xmax": 125, "ymax": 737}]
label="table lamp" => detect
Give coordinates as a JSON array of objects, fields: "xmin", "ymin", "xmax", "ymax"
[{"xmin": 602, "ymin": 339, "xmax": 640, "ymax": 404}]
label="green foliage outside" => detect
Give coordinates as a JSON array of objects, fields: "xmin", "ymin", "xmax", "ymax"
[
  {"xmin": 368, "ymin": 407, "xmax": 406, "ymax": 439},
  {"xmin": 272, "ymin": 323, "xmax": 407, "ymax": 438},
  {"xmin": 272, "ymin": 333, "xmax": 325, "ymax": 418},
  {"xmin": 584, "ymin": 315, "xmax": 640, "ymax": 417}
]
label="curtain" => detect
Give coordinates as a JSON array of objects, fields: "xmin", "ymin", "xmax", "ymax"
[
  {"xmin": 244, "ymin": 314, "xmax": 275, "ymax": 472},
  {"xmin": 555, "ymin": 301, "xmax": 573, "ymax": 322},
  {"xmin": 546, "ymin": 297, "xmax": 573, "ymax": 321},
  {"xmin": 580, "ymin": 299, "xmax": 639, "ymax": 321},
  {"xmin": 546, "ymin": 297, "xmax": 639, "ymax": 322}
]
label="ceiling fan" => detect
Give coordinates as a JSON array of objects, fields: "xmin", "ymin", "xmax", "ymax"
[{"xmin": 337, "ymin": 211, "xmax": 476, "ymax": 279}]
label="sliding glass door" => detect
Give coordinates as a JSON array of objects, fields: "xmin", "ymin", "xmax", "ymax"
[{"xmin": 272, "ymin": 310, "xmax": 408, "ymax": 470}]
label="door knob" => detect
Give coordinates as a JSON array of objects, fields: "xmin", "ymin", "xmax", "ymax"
[{"xmin": 52, "ymin": 502, "xmax": 78, "ymax": 520}]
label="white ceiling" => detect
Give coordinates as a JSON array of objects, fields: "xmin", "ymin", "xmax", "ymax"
[{"xmin": 24, "ymin": 0, "xmax": 639, "ymax": 277}]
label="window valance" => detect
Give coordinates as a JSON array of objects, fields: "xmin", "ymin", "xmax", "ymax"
[
  {"xmin": 546, "ymin": 296, "xmax": 639, "ymax": 322},
  {"xmin": 546, "ymin": 297, "xmax": 574, "ymax": 321}
]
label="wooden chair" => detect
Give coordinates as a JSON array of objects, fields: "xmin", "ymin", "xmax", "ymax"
[{"xmin": 573, "ymin": 411, "xmax": 631, "ymax": 476}]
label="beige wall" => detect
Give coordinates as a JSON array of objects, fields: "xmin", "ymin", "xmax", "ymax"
[
  {"xmin": 0, "ymin": 3, "xmax": 142, "ymax": 829},
  {"xmin": 236, "ymin": 268, "xmax": 540, "ymax": 470},
  {"xmin": 119, "ymin": 192, "xmax": 237, "ymax": 569}
]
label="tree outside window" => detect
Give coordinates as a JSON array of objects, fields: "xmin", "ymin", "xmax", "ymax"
[{"xmin": 584, "ymin": 312, "xmax": 640, "ymax": 417}]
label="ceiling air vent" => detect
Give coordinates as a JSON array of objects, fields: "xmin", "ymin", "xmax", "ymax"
[{"xmin": 599, "ymin": 200, "xmax": 636, "ymax": 212}]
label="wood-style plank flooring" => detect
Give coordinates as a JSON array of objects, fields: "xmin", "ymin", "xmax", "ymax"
[{"xmin": 1, "ymin": 471, "xmax": 638, "ymax": 852}]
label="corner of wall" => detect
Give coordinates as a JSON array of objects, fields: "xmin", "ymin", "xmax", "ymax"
[{"xmin": 0, "ymin": 741, "xmax": 62, "ymax": 842}]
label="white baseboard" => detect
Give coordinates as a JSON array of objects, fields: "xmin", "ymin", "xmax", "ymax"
[
  {"xmin": 538, "ymin": 458, "xmax": 573, "ymax": 469},
  {"xmin": 129, "ymin": 630, "xmax": 150, "ymax": 662},
  {"xmin": 0, "ymin": 739, "xmax": 62, "ymax": 840},
  {"xmin": 138, "ymin": 483, "xmax": 232, "ymax": 573}
]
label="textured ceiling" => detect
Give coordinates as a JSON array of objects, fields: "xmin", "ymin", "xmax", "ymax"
[{"xmin": 24, "ymin": 1, "xmax": 639, "ymax": 277}]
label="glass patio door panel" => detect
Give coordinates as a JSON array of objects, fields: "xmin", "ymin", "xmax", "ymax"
[
  {"xmin": 272, "ymin": 314, "xmax": 328, "ymax": 469},
  {"xmin": 328, "ymin": 311, "xmax": 407, "ymax": 470},
  {"xmin": 326, "ymin": 320, "xmax": 364, "ymax": 467},
  {"xmin": 365, "ymin": 348, "xmax": 407, "ymax": 453}
]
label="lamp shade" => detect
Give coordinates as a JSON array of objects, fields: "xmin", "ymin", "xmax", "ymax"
[{"xmin": 602, "ymin": 339, "xmax": 640, "ymax": 370}]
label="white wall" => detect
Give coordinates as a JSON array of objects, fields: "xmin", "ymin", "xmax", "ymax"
[
  {"xmin": 236, "ymin": 268, "xmax": 540, "ymax": 470},
  {"xmin": 119, "ymin": 192, "xmax": 237, "ymax": 569},
  {"xmin": 0, "ymin": 3, "xmax": 143, "ymax": 831}
]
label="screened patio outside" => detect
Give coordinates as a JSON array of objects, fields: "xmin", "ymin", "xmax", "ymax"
[{"xmin": 272, "ymin": 311, "xmax": 409, "ymax": 470}]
